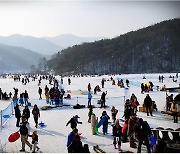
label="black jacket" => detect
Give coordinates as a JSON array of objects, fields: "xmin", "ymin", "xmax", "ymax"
[
  {"xmin": 113, "ymin": 125, "xmax": 122, "ymax": 137},
  {"xmin": 144, "ymin": 96, "xmax": 152, "ymax": 107},
  {"xmin": 14, "ymin": 106, "xmax": 21, "ymax": 118},
  {"xmin": 23, "ymin": 108, "xmax": 30, "ymax": 119},
  {"xmin": 20, "ymin": 122, "xmax": 28, "ymax": 135}
]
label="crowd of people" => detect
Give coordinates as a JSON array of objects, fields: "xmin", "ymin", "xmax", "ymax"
[{"xmin": 0, "ymin": 73, "xmax": 179, "ymax": 153}]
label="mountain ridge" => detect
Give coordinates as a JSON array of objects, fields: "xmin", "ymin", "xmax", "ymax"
[
  {"xmin": 47, "ymin": 18, "xmax": 180, "ymax": 75},
  {"xmin": 0, "ymin": 43, "xmax": 43, "ymax": 73},
  {"xmin": 0, "ymin": 34, "xmax": 62, "ymax": 55}
]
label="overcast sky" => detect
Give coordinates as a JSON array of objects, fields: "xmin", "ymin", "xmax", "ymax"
[{"xmin": 0, "ymin": 1, "xmax": 179, "ymax": 38}]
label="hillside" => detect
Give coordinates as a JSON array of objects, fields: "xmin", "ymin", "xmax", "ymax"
[
  {"xmin": 0, "ymin": 44, "xmax": 43, "ymax": 73},
  {"xmin": 47, "ymin": 18, "xmax": 180, "ymax": 75},
  {"xmin": 0, "ymin": 34, "xmax": 62, "ymax": 55}
]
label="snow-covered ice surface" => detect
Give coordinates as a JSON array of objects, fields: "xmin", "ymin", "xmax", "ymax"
[{"xmin": 0, "ymin": 73, "xmax": 179, "ymax": 153}]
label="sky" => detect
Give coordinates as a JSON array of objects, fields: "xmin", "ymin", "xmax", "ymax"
[{"xmin": 0, "ymin": 1, "xmax": 179, "ymax": 38}]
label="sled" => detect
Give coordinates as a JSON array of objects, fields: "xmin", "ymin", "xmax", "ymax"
[
  {"xmin": 39, "ymin": 122, "xmax": 46, "ymax": 128},
  {"xmin": 122, "ymin": 121, "xmax": 128, "ymax": 135},
  {"xmin": 41, "ymin": 106, "xmax": 57, "ymax": 110},
  {"xmin": 28, "ymin": 102, "xmax": 31, "ymax": 106},
  {"xmin": 93, "ymin": 145, "xmax": 105, "ymax": 153},
  {"xmin": 95, "ymin": 121, "xmax": 98, "ymax": 133},
  {"xmin": 97, "ymin": 116, "xmax": 106, "ymax": 128},
  {"xmin": 120, "ymin": 150, "xmax": 134, "ymax": 153},
  {"xmin": 8, "ymin": 132, "xmax": 20, "ymax": 142},
  {"xmin": 108, "ymin": 121, "xmax": 114, "ymax": 126},
  {"xmin": 120, "ymin": 118, "xmax": 125, "ymax": 122},
  {"xmin": 73, "ymin": 105, "xmax": 86, "ymax": 109},
  {"xmin": 3, "ymin": 114, "xmax": 10, "ymax": 118}
]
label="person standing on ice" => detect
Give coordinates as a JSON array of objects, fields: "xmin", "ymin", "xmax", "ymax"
[
  {"xmin": 111, "ymin": 106, "xmax": 118, "ymax": 123},
  {"xmin": 66, "ymin": 115, "xmax": 82, "ymax": 129},
  {"xmin": 0, "ymin": 88, "xmax": 2, "ymax": 100},
  {"xmin": 100, "ymin": 91, "xmax": 107, "ymax": 108},
  {"xmin": 87, "ymin": 91, "xmax": 92, "ymax": 107},
  {"xmin": 144, "ymin": 94, "xmax": 153, "ymax": 116},
  {"xmin": 170, "ymin": 100, "xmax": 178, "ymax": 123},
  {"xmin": 112, "ymin": 119, "xmax": 122, "ymax": 152},
  {"xmin": 126, "ymin": 79, "xmax": 129, "ymax": 87},
  {"xmin": 68, "ymin": 78, "xmax": 71, "ymax": 85},
  {"xmin": 88, "ymin": 83, "xmax": 91, "ymax": 92},
  {"xmin": 19, "ymin": 116, "xmax": 32, "ymax": 152},
  {"xmin": 32, "ymin": 104, "xmax": 40, "ymax": 128},
  {"xmin": 134, "ymin": 118, "xmax": 151, "ymax": 153},
  {"xmin": 127, "ymin": 114, "xmax": 137, "ymax": 148},
  {"xmin": 14, "ymin": 104, "xmax": 21, "ymax": 127},
  {"xmin": 100, "ymin": 111, "xmax": 110, "ymax": 135},
  {"xmin": 44, "ymin": 85, "xmax": 49, "ymax": 94},
  {"xmin": 101, "ymin": 78, "xmax": 105, "ymax": 88},
  {"xmin": 24, "ymin": 90, "xmax": 29, "ymax": 106},
  {"xmin": 141, "ymin": 83, "xmax": 145, "ymax": 94},
  {"xmin": 23, "ymin": 105, "xmax": 30, "ymax": 121},
  {"xmin": 38, "ymin": 87, "xmax": 42, "ymax": 100}
]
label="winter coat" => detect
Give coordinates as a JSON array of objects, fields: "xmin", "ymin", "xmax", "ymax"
[
  {"xmin": 101, "ymin": 92, "xmax": 106, "ymax": 102},
  {"xmin": 24, "ymin": 92, "xmax": 29, "ymax": 99},
  {"xmin": 20, "ymin": 121, "xmax": 29, "ymax": 135},
  {"xmin": 29, "ymin": 134, "xmax": 38, "ymax": 144},
  {"xmin": 67, "ymin": 131, "xmax": 76, "ymax": 147},
  {"xmin": 123, "ymin": 105, "xmax": 132, "ymax": 119},
  {"xmin": 113, "ymin": 125, "xmax": 122, "ymax": 137},
  {"xmin": 45, "ymin": 92, "xmax": 50, "ymax": 99},
  {"xmin": 23, "ymin": 108, "xmax": 30, "ymax": 119},
  {"xmin": 14, "ymin": 106, "xmax": 21, "ymax": 118},
  {"xmin": 127, "ymin": 116, "xmax": 137, "ymax": 135},
  {"xmin": 134, "ymin": 121, "xmax": 151, "ymax": 140},
  {"xmin": 144, "ymin": 96, "xmax": 152, "ymax": 107},
  {"xmin": 100, "ymin": 114, "xmax": 110, "ymax": 125},
  {"xmin": 88, "ymin": 92, "xmax": 92, "ymax": 99},
  {"xmin": 170, "ymin": 103, "xmax": 178, "ymax": 112},
  {"xmin": 32, "ymin": 108, "xmax": 40, "ymax": 118},
  {"xmin": 38, "ymin": 88, "xmax": 42, "ymax": 94},
  {"xmin": 66, "ymin": 117, "xmax": 82, "ymax": 129}
]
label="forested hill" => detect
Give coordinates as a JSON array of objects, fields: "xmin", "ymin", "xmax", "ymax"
[{"xmin": 47, "ymin": 19, "xmax": 180, "ymax": 75}]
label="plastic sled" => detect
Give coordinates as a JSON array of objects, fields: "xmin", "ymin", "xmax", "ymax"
[
  {"xmin": 97, "ymin": 116, "xmax": 106, "ymax": 128},
  {"xmin": 95, "ymin": 122, "xmax": 98, "ymax": 133},
  {"xmin": 8, "ymin": 132, "xmax": 20, "ymax": 142},
  {"xmin": 39, "ymin": 122, "xmax": 46, "ymax": 128},
  {"xmin": 3, "ymin": 115, "xmax": 10, "ymax": 118},
  {"xmin": 120, "ymin": 118, "xmax": 125, "ymax": 122}
]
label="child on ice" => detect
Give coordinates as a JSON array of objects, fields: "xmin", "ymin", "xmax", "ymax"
[{"xmin": 29, "ymin": 130, "xmax": 40, "ymax": 153}]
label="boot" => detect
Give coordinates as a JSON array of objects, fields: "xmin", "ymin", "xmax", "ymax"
[
  {"xmin": 130, "ymin": 140, "xmax": 137, "ymax": 148},
  {"xmin": 118, "ymin": 145, "xmax": 122, "ymax": 152},
  {"xmin": 114, "ymin": 144, "xmax": 117, "ymax": 149}
]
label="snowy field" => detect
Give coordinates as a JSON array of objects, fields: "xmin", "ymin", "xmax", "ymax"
[{"xmin": 0, "ymin": 73, "xmax": 179, "ymax": 153}]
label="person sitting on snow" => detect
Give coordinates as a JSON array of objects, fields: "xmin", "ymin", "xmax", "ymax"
[{"xmin": 66, "ymin": 115, "xmax": 82, "ymax": 129}]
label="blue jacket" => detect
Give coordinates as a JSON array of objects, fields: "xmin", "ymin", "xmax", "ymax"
[
  {"xmin": 88, "ymin": 92, "xmax": 92, "ymax": 99},
  {"xmin": 67, "ymin": 131, "xmax": 75, "ymax": 148}
]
